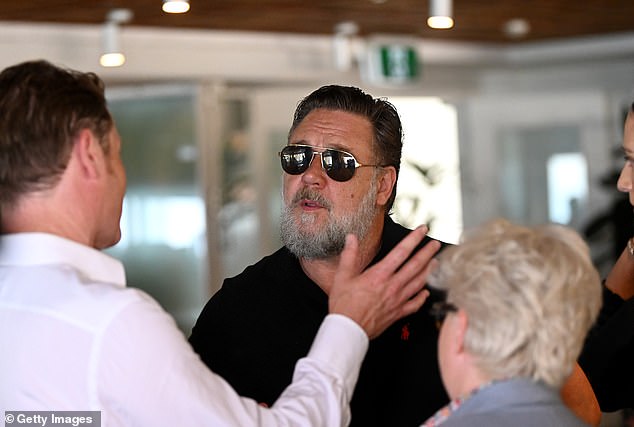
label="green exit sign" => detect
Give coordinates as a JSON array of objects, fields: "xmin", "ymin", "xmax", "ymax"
[
  {"xmin": 380, "ymin": 45, "xmax": 419, "ymax": 80},
  {"xmin": 361, "ymin": 37, "xmax": 421, "ymax": 86}
]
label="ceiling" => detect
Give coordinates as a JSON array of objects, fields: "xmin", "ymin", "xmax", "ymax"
[{"xmin": 2, "ymin": 0, "xmax": 634, "ymax": 44}]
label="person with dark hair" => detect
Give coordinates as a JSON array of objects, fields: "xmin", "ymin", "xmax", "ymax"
[
  {"xmin": 189, "ymin": 85, "xmax": 449, "ymax": 427},
  {"xmin": 190, "ymin": 84, "xmax": 605, "ymax": 427},
  {"xmin": 578, "ymin": 101, "xmax": 634, "ymax": 412},
  {"xmin": 0, "ymin": 62, "xmax": 442, "ymax": 426}
]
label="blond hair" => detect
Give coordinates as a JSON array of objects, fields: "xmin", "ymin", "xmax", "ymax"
[{"xmin": 428, "ymin": 219, "xmax": 602, "ymax": 388}]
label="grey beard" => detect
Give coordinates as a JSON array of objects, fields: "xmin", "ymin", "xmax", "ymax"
[{"xmin": 280, "ymin": 181, "xmax": 378, "ymax": 260}]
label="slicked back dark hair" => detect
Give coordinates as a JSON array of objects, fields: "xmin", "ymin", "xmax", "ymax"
[
  {"xmin": 288, "ymin": 85, "xmax": 403, "ymax": 213},
  {"xmin": 0, "ymin": 60, "xmax": 112, "ymax": 211}
]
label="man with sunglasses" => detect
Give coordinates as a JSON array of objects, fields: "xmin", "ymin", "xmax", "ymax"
[
  {"xmin": 190, "ymin": 85, "xmax": 605, "ymax": 426},
  {"xmin": 0, "ymin": 63, "xmax": 442, "ymax": 426},
  {"xmin": 190, "ymin": 85, "xmax": 450, "ymax": 427}
]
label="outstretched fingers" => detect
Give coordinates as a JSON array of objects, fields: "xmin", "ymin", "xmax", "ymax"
[
  {"xmin": 369, "ymin": 225, "xmax": 430, "ymax": 278},
  {"xmin": 329, "ymin": 225, "xmax": 442, "ymax": 339},
  {"xmin": 390, "ymin": 238, "xmax": 441, "ymax": 303},
  {"xmin": 395, "ymin": 254, "xmax": 439, "ymax": 318},
  {"xmin": 371, "ymin": 231, "xmax": 440, "ymax": 324}
]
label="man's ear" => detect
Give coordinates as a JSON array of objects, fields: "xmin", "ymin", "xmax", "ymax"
[
  {"xmin": 376, "ymin": 166, "xmax": 397, "ymax": 206},
  {"xmin": 72, "ymin": 129, "xmax": 103, "ymax": 180}
]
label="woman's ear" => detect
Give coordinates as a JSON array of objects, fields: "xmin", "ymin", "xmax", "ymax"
[{"xmin": 453, "ymin": 309, "xmax": 469, "ymax": 354}]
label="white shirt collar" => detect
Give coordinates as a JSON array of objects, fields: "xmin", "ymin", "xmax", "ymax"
[{"xmin": 0, "ymin": 232, "xmax": 126, "ymax": 288}]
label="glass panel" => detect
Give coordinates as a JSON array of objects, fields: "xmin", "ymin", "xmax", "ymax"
[
  {"xmin": 498, "ymin": 125, "xmax": 585, "ymax": 227},
  {"xmin": 217, "ymin": 98, "xmax": 262, "ymax": 278},
  {"xmin": 264, "ymin": 130, "xmax": 286, "ymax": 249},
  {"xmin": 547, "ymin": 153, "xmax": 588, "ymax": 226},
  {"xmin": 105, "ymin": 87, "xmax": 208, "ymax": 334},
  {"xmin": 390, "ymin": 97, "xmax": 463, "ymax": 244}
]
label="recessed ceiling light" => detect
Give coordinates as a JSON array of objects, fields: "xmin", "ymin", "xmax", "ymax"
[
  {"xmin": 163, "ymin": 0, "xmax": 190, "ymax": 14},
  {"xmin": 503, "ymin": 18, "xmax": 530, "ymax": 39}
]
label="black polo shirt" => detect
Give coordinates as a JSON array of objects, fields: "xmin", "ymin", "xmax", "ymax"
[{"xmin": 190, "ymin": 216, "xmax": 450, "ymax": 427}]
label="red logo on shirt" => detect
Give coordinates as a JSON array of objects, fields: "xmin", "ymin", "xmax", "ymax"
[{"xmin": 401, "ymin": 323, "xmax": 410, "ymax": 341}]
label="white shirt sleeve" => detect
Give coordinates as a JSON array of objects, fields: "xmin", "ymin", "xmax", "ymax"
[{"xmin": 96, "ymin": 291, "xmax": 369, "ymax": 427}]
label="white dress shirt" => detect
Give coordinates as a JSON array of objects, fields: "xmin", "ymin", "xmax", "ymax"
[{"xmin": 0, "ymin": 233, "xmax": 369, "ymax": 426}]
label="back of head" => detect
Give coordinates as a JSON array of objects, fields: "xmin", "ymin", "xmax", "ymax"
[
  {"xmin": 288, "ymin": 85, "xmax": 403, "ymax": 212},
  {"xmin": 0, "ymin": 60, "xmax": 112, "ymax": 213},
  {"xmin": 428, "ymin": 219, "xmax": 602, "ymax": 388}
]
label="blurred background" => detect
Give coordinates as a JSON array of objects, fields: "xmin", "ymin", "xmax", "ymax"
[{"xmin": 1, "ymin": 3, "xmax": 632, "ymax": 422}]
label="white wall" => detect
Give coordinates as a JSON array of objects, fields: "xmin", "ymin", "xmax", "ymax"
[
  {"xmin": 2, "ymin": 21, "xmax": 632, "ymax": 90},
  {"xmin": 2, "ymin": 21, "xmax": 634, "ymax": 230},
  {"xmin": 0, "ymin": 21, "xmax": 488, "ymax": 91}
]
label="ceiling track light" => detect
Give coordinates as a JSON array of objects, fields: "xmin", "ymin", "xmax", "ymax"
[
  {"xmin": 100, "ymin": 22, "xmax": 125, "ymax": 67},
  {"xmin": 427, "ymin": 0, "xmax": 454, "ymax": 30},
  {"xmin": 99, "ymin": 9, "xmax": 133, "ymax": 68},
  {"xmin": 333, "ymin": 21, "xmax": 359, "ymax": 71},
  {"xmin": 162, "ymin": 0, "xmax": 190, "ymax": 14}
]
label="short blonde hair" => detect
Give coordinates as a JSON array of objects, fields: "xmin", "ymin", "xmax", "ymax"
[{"xmin": 428, "ymin": 219, "xmax": 602, "ymax": 388}]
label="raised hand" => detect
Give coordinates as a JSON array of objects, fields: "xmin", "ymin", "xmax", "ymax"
[{"xmin": 329, "ymin": 226, "xmax": 441, "ymax": 339}]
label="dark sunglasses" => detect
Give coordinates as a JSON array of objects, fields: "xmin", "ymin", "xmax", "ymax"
[
  {"xmin": 430, "ymin": 301, "xmax": 458, "ymax": 330},
  {"xmin": 279, "ymin": 144, "xmax": 383, "ymax": 182}
]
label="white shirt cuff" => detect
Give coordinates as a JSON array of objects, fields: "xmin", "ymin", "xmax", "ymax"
[{"xmin": 306, "ymin": 314, "xmax": 369, "ymax": 397}]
